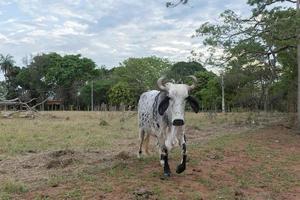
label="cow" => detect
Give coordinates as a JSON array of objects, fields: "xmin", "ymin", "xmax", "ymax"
[{"xmin": 137, "ymin": 76, "xmax": 199, "ymax": 177}]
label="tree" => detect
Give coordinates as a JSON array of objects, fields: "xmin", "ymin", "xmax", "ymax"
[
  {"xmin": 193, "ymin": 71, "xmax": 221, "ymax": 111},
  {"xmin": 0, "ymin": 55, "xmax": 22, "ymax": 99},
  {"xmin": 108, "ymin": 82, "xmax": 135, "ymax": 106},
  {"xmin": 112, "ymin": 56, "xmax": 171, "ymax": 103},
  {"xmin": 198, "ymin": 77, "xmax": 221, "ymax": 111},
  {"xmin": 0, "ymin": 54, "xmax": 15, "ymax": 78},
  {"xmin": 32, "ymin": 53, "xmax": 98, "ymax": 106},
  {"xmin": 296, "ymin": 0, "xmax": 300, "ymax": 127},
  {"xmin": 16, "ymin": 54, "xmax": 53, "ymax": 100},
  {"xmin": 193, "ymin": 0, "xmax": 298, "ymax": 113},
  {"xmin": 13, "ymin": 53, "xmax": 99, "ymax": 108},
  {"xmin": 4, "ymin": 66, "xmax": 21, "ymax": 100},
  {"xmin": 194, "ymin": 70, "xmax": 216, "ymax": 89},
  {"xmin": 0, "ymin": 81, "xmax": 7, "ymax": 100},
  {"xmin": 166, "ymin": 61, "xmax": 205, "ymax": 82},
  {"xmin": 79, "ymin": 79, "xmax": 113, "ymax": 108}
]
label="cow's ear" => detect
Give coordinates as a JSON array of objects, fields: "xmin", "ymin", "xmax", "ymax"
[
  {"xmin": 158, "ymin": 96, "xmax": 170, "ymax": 115},
  {"xmin": 187, "ymin": 96, "xmax": 199, "ymax": 113}
]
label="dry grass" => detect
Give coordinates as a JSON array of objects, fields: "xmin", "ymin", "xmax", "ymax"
[
  {"xmin": 0, "ymin": 111, "xmax": 287, "ymax": 156},
  {"xmin": 0, "ymin": 111, "xmax": 139, "ymax": 156}
]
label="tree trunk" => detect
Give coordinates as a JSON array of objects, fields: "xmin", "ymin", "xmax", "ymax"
[
  {"xmin": 221, "ymin": 73, "xmax": 225, "ymax": 113},
  {"xmin": 297, "ymin": 0, "xmax": 300, "ymax": 129},
  {"xmin": 91, "ymin": 80, "xmax": 94, "ymax": 111},
  {"xmin": 264, "ymin": 86, "xmax": 269, "ymax": 112}
]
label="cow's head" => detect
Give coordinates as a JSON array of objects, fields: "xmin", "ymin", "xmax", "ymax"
[{"xmin": 157, "ymin": 76, "xmax": 200, "ymax": 126}]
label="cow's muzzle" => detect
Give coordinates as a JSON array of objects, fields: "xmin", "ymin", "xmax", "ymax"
[{"xmin": 173, "ymin": 119, "xmax": 184, "ymax": 126}]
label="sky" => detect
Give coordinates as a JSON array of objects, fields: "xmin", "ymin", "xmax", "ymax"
[{"xmin": 0, "ymin": 0, "xmax": 254, "ymax": 80}]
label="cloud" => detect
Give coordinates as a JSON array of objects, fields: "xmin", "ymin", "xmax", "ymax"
[
  {"xmin": 151, "ymin": 46, "xmax": 183, "ymax": 54},
  {"xmin": 0, "ymin": 33, "xmax": 9, "ymax": 42},
  {"xmin": 34, "ymin": 16, "xmax": 59, "ymax": 23},
  {"xmin": 51, "ymin": 21, "xmax": 90, "ymax": 37},
  {"xmin": 0, "ymin": 1, "xmax": 13, "ymax": 6}
]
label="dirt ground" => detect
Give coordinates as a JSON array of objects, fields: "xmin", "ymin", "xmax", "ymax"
[{"xmin": 0, "ymin": 112, "xmax": 299, "ymax": 200}]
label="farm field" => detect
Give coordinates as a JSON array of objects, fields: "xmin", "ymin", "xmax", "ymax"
[{"xmin": 0, "ymin": 111, "xmax": 299, "ymax": 200}]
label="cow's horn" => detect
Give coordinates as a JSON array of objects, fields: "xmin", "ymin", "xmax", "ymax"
[
  {"xmin": 187, "ymin": 75, "xmax": 197, "ymax": 91},
  {"xmin": 157, "ymin": 76, "xmax": 168, "ymax": 91}
]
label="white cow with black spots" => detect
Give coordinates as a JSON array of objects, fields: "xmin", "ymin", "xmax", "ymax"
[{"xmin": 137, "ymin": 76, "xmax": 199, "ymax": 177}]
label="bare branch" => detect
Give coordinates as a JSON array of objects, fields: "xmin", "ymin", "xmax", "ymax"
[
  {"xmin": 166, "ymin": 0, "xmax": 188, "ymax": 8},
  {"xmin": 31, "ymin": 98, "xmax": 49, "ymax": 110},
  {"xmin": 0, "ymin": 97, "xmax": 49, "ymax": 115}
]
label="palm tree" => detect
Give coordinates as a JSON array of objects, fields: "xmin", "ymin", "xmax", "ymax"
[{"xmin": 0, "ymin": 54, "xmax": 15, "ymax": 77}]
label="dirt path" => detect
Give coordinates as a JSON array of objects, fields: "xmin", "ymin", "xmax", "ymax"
[{"xmin": 95, "ymin": 125, "xmax": 300, "ymax": 200}]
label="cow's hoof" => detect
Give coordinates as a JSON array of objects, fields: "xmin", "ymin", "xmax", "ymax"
[
  {"xmin": 137, "ymin": 153, "xmax": 142, "ymax": 159},
  {"xmin": 176, "ymin": 164, "xmax": 186, "ymax": 174},
  {"xmin": 163, "ymin": 172, "xmax": 171, "ymax": 177}
]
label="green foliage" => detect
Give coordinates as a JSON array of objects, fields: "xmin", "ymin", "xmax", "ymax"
[
  {"xmin": 0, "ymin": 54, "xmax": 21, "ymax": 99},
  {"xmin": 45, "ymin": 54, "xmax": 97, "ymax": 86},
  {"xmin": 16, "ymin": 56, "xmax": 50, "ymax": 100},
  {"xmin": 192, "ymin": 71, "xmax": 222, "ymax": 110},
  {"xmin": 114, "ymin": 56, "xmax": 170, "ymax": 89},
  {"xmin": 43, "ymin": 53, "xmax": 98, "ymax": 105},
  {"xmin": 108, "ymin": 82, "xmax": 135, "ymax": 106},
  {"xmin": 13, "ymin": 53, "xmax": 98, "ymax": 106},
  {"xmin": 166, "ymin": 61, "xmax": 205, "ymax": 82},
  {"xmin": 0, "ymin": 54, "xmax": 15, "ymax": 77},
  {"xmin": 223, "ymin": 62, "xmax": 261, "ymax": 109},
  {"xmin": 194, "ymin": 70, "xmax": 216, "ymax": 89},
  {"xmin": 111, "ymin": 56, "xmax": 171, "ymax": 104},
  {"xmin": 79, "ymin": 79, "xmax": 113, "ymax": 106},
  {"xmin": 198, "ymin": 77, "xmax": 221, "ymax": 110},
  {"xmin": 0, "ymin": 81, "xmax": 7, "ymax": 99},
  {"xmin": 0, "ymin": 54, "xmax": 173, "ymax": 109}
]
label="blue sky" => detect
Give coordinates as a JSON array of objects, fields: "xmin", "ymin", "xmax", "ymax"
[{"xmin": 0, "ymin": 0, "xmax": 254, "ymax": 80}]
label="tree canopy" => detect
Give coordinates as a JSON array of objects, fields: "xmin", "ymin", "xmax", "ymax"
[{"xmin": 192, "ymin": 0, "xmax": 298, "ymax": 111}]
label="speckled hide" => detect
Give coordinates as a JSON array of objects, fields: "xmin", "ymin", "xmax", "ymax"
[{"xmin": 138, "ymin": 90, "xmax": 170, "ymax": 136}]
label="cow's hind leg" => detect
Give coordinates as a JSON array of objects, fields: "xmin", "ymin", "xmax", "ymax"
[
  {"xmin": 176, "ymin": 135, "xmax": 187, "ymax": 174},
  {"xmin": 138, "ymin": 128, "xmax": 145, "ymax": 158},
  {"xmin": 144, "ymin": 133, "xmax": 150, "ymax": 155}
]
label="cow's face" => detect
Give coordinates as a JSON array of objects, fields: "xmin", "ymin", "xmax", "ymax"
[{"xmin": 158, "ymin": 77, "xmax": 200, "ymax": 126}]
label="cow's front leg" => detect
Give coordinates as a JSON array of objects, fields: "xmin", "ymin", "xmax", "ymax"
[
  {"xmin": 160, "ymin": 145, "xmax": 171, "ymax": 177},
  {"xmin": 176, "ymin": 135, "xmax": 187, "ymax": 174},
  {"xmin": 157, "ymin": 127, "xmax": 171, "ymax": 176},
  {"xmin": 158, "ymin": 131, "xmax": 171, "ymax": 177}
]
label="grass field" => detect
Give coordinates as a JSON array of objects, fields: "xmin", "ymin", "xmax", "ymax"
[{"xmin": 0, "ymin": 111, "xmax": 299, "ymax": 199}]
